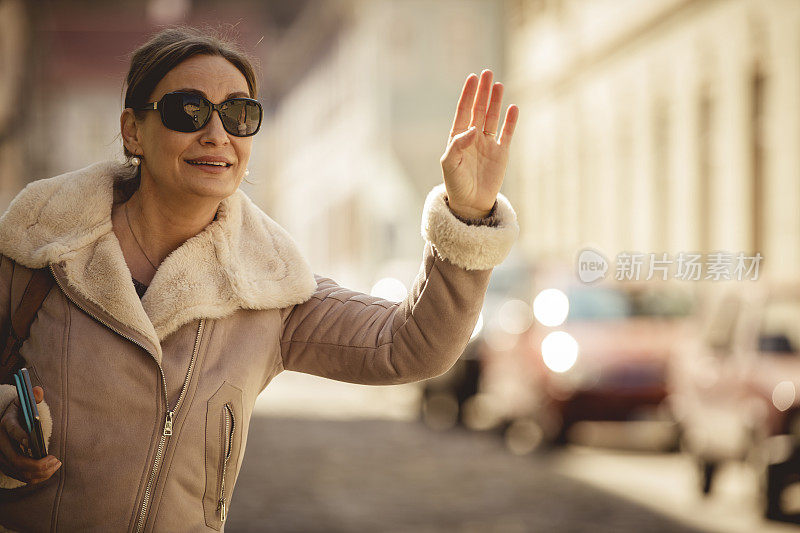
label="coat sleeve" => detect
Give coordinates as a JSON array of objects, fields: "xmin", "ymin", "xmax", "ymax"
[{"xmin": 279, "ymin": 184, "xmax": 519, "ymax": 385}]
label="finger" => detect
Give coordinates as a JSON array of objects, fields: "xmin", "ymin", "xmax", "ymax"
[
  {"xmin": 0, "ymin": 425, "xmax": 59, "ymax": 483},
  {"xmin": 18, "ymin": 457, "xmax": 61, "ymax": 485},
  {"xmin": 449, "ymin": 73, "xmax": 479, "ymax": 142},
  {"xmin": 468, "ymin": 69, "xmax": 494, "ymax": 132},
  {"xmin": 483, "ymin": 82, "xmax": 504, "ymax": 135},
  {"xmin": 32, "ymin": 386, "xmax": 44, "ymax": 404},
  {"xmin": 6, "ymin": 447, "xmax": 60, "ymax": 484},
  {"xmin": 497, "ymin": 104, "xmax": 520, "ymax": 147}
]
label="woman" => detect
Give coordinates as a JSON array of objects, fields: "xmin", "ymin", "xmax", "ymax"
[{"xmin": 0, "ymin": 27, "xmax": 519, "ymax": 531}]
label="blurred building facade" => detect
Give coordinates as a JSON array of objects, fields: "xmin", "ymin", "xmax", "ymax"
[
  {"xmin": 505, "ymin": 0, "xmax": 800, "ymax": 282},
  {"xmin": 7, "ymin": 0, "xmax": 796, "ymax": 286},
  {"xmin": 253, "ymin": 0, "xmax": 504, "ymax": 289}
]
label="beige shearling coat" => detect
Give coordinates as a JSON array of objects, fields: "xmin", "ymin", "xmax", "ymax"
[{"xmin": 0, "ymin": 160, "xmax": 518, "ymax": 532}]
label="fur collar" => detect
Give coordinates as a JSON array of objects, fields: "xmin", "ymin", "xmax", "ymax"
[{"xmin": 0, "ymin": 161, "xmax": 317, "ymax": 351}]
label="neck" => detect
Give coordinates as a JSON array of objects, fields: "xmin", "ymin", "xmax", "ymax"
[{"xmin": 124, "ymin": 181, "xmax": 220, "ymax": 267}]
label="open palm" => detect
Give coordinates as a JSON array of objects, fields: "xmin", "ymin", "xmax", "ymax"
[{"xmin": 440, "ymin": 69, "xmax": 519, "ymax": 219}]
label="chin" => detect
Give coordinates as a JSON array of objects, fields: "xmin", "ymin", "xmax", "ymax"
[{"xmin": 188, "ymin": 177, "xmax": 239, "ymax": 200}]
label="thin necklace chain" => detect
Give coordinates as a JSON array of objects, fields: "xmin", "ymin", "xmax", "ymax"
[{"xmin": 125, "ymin": 202, "xmax": 158, "ymax": 271}]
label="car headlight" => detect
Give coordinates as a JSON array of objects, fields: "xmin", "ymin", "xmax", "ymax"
[
  {"xmin": 533, "ymin": 288, "xmax": 569, "ymax": 327},
  {"xmin": 541, "ymin": 331, "xmax": 579, "ymax": 373}
]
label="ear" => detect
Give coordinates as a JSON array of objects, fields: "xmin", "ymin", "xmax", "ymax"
[{"xmin": 120, "ymin": 108, "xmax": 144, "ymax": 156}]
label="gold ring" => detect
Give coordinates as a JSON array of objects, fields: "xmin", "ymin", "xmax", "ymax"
[{"xmin": 483, "ymin": 131, "xmax": 496, "ymax": 136}]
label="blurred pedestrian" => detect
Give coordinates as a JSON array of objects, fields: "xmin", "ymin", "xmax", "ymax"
[{"xmin": 0, "ymin": 26, "xmax": 519, "ymax": 531}]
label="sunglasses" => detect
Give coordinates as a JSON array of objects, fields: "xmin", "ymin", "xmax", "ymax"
[{"xmin": 135, "ymin": 91, "xmax": 263, "ymax": 137}]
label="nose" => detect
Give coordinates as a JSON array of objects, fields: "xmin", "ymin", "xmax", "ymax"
[{"xmin": 199, "ymin": 110, "xmax": 229, "ymax": 146}]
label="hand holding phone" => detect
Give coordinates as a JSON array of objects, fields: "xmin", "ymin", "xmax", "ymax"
[
  {"xmin": 0, "ymin": 371, "xmax": 60, "ymax": 486},
  {"xmin": 14, "ymin": 368, "xmax": 47, "ymax": 459}
]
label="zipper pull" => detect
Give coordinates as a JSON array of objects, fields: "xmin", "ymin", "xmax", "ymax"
[
  {"xmin": 219, "ymin": 499, "xmax": 227, "ymax": 522},
  {"xmin": 164, "ymin": 410, "xmax": 174, "ymax": 436}
]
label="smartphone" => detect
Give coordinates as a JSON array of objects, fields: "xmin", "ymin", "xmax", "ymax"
[
  {"xmin": 14, "ymin": 368, "xmax": 47, "ymax": 459},
  {"xmin": 13, "ymin": 373, "xmax": 32, "ymax": 435}
]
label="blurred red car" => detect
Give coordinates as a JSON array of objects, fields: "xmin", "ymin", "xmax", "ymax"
[
  {"xmin": 667, "ymin": 282, "xmax": 800, "ymax": 523},
  {"xmin": 478, "ymin": 279, "xmax": 693, "ymax": 451}
]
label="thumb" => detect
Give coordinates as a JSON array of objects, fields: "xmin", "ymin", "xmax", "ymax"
[
  {"xmin": 441, "ymin": 126, "xmax": 477, "ymax": 173},
  {"xmin": 32, "ymin": 386, "xmax": 44, "ymax": 404}
]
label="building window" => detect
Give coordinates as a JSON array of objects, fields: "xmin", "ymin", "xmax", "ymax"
[
  {"xmin": 750, "ymin": 62, "xmax": 765, "ymax": 256},
  {"xmin": 697, "ymin": 83, "xmax": 713, "ymax": 253},
  {"xmin": 616, "ymin": 107, "xmax": 632, "ymax": 249},
  {"xmin": 653, "ymin": 94, "xmax": 670, "ymax": 251}
]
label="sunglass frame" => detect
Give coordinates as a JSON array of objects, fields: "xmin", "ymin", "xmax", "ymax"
[{"xmin": 135, "ymin": 91, "xmax": 263, "ymax": 137}]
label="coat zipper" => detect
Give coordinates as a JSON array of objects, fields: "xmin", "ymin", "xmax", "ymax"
[
  {"xmin": 218, "ymin": 402, "xmax": 235, "ymax": 522},
  {"xmin": 49, "ymin": 265, "xmax": 205, "ymax": 533},
  {"xmin": 135, "ymin": 318, "xmax": 204, "ymax": 533}
]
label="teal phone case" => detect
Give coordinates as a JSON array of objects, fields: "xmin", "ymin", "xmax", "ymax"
[{"xmin": 13, "ymin": 372, "xmax": 33, "ymax": 435}]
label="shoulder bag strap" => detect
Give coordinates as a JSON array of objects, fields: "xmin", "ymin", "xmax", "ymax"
[{"xmin": 0, "ymin": 267, "xmax": 55, "ymax": 385}]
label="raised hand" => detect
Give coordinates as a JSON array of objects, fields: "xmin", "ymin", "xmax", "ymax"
[{"xmin": 440, "ymin": 69, "xmax": 519, "ymax": 219}]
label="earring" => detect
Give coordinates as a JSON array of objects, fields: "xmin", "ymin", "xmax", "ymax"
[
  {"xmin": 244, "ymin": 168, "xmax": 250, "ymax": 177},
  {"xmin": 131, "ymin": 156, "xmax": 141, "ymax": 166}
]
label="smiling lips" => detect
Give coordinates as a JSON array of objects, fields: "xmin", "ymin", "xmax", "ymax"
[{"xmin": 185, "ymin": 156, "xmax": 233, "ymax": 168}]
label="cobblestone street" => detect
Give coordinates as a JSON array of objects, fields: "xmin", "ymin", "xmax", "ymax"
[{"xmin": 226, "ymin": 417, "xmax": 701, "ymax": 533}]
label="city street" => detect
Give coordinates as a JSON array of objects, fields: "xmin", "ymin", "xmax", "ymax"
[
  {"xmin": 223, "ymin": 372, "xmax": 799, "ymax": 532},
  {"xmin": 226, "ymin": 417, "xmax": 700, "ymax": 533},
  {"xmin": 209, "ymin": 372, "xmax": 784, "ymax": 533}
]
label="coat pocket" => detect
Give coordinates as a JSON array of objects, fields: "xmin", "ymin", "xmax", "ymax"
[{"xmin": 203, "ymin": 382, "xmax": 243, "ymax": 530}]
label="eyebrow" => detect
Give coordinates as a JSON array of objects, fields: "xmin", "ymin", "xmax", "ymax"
[{"xmin": 171, "ymin": 88, "xmax": 251, "ymax": 100}]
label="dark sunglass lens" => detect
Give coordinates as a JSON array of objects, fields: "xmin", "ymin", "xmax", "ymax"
[
  {"xmin": 219, "ymin": 100, "xmax": 262, "ymax": 136},
  {"xmin": 161, "ymin": 93, "xmax": 209, "ymax": 132}
]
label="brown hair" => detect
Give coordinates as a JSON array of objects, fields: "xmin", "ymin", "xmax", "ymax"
[{"xmin": 116, "ymin": 26, "xmax": 260, "ymax": 202}]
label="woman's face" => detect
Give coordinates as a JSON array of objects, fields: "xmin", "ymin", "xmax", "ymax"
[{"xmin": 123, "ymin": 54, "xmax": 254, "ymax": 202}]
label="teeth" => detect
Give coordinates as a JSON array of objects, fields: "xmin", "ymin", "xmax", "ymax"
[{"xmin": 188, "ymin": 160, "xmax": 228, "ymax": 166}]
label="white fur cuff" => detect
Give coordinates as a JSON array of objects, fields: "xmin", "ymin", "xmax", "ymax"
[
  {"xmin": 0, "ymin": 384, "xmax": 54, "ymax": 489},
  {"xmin": 421, "ymin": 184, "xmax": 519, "ymax": 270}
]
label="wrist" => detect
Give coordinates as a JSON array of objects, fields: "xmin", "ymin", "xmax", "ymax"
[{"xmin": 445, "ymin": 197, "xmax": 494, "ymax": 219}]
